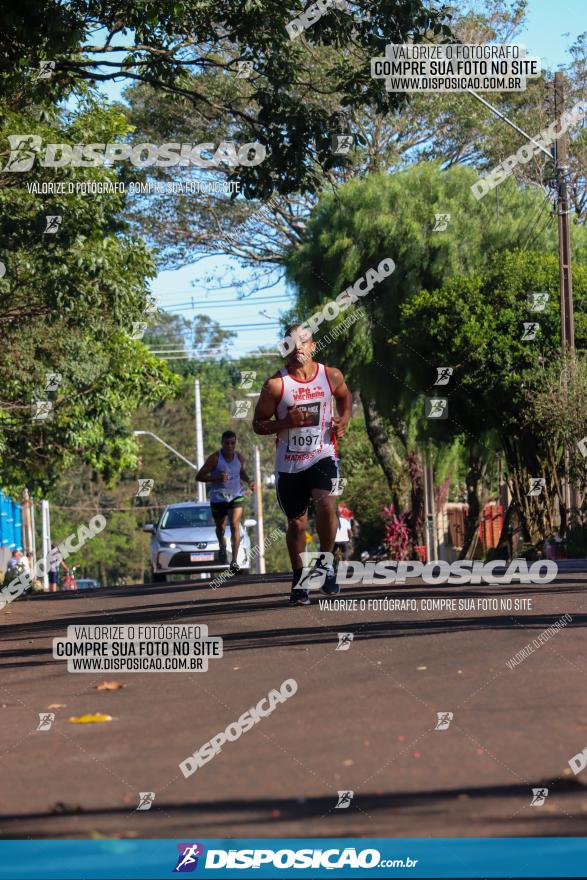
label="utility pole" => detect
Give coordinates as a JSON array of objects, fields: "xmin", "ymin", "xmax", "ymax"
[
  {"xmin": 554, "ymin": 70, "xmax": 575, "ymax": 353},
  {"xmin": 468, "ymin": 81, "xmax": 579, "ymax": 524},
  {"xmin": 194, "ymin": 378, "xmax": 206, "ymax": 502},
  {"xmin": 554, "ymin": 71, "xmax": 580, "ymax": 520},
  {"xmin": 40, "ymin": 500, "xmax": 51, "ymax": 591},
  {"xmin": 29, "ymin": 494, "xmax": 37, "ymax": 573},
  {"xmin": 253, "ymin": 446, "xmax": 266, "ymax": 574}
]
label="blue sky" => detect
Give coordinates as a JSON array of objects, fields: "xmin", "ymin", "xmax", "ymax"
[{"xmin": 94, "ymin": 1, "xmax": 585, "ymax": 358}]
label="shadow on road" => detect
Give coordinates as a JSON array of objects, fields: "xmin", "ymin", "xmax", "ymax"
[
  {"xmin": 1, "ymin": 777, "xmax": 585, "ymax": 839},
  {"xmin": 1, "ymin": 601, "xmax": 585, "ymax": 666}
]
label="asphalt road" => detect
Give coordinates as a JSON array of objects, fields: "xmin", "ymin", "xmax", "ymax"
[{"xmin": 1, "ymin": 568, "xmax": 586, "ymax": 840}]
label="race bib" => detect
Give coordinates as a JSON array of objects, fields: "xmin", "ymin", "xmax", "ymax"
[{"xmin": 287, "ymin": 402, "xmax": 322, "ymax": 453}]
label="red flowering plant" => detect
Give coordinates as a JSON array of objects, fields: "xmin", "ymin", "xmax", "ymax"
[{"xmin": 382, "ymin": 504, "xmax": 411, "ymax": 561}]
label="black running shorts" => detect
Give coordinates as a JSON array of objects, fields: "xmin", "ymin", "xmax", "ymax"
[
  {"xmin": 276, "ymin": 457, "xmax": 340, "ymax": 520},
  {"xmin": 210, "ymin": 496, "xmax": 244, "ymax": 520}
]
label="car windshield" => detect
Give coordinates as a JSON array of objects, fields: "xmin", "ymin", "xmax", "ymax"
[{"xmin": 159, "ymin": 506, "xmax": 215, "ymax": 530}]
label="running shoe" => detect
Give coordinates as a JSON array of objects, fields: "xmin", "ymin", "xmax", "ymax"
[
  {"xmin": 289, "ymin": 588, "xmax": 311, "ymax": 606},
  {"xmin": 229, "ymin": 561, "xmax": 241, "ymax": 574},
  {"xmin": 298, "ymin": 555, "xmax": 340, "ymax": 595},
  {"xmin": 297, "ymin": 555, "xmax": 330, "ymax": 592},
  {"xmin": 218, "ymin": 545, "xmax": 228, "ymax": 564},
  {"xmin": 320, "ymin": 564, "xmax": 340, "ymax": 595}
]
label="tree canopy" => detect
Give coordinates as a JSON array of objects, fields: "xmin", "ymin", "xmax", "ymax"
[{"xmin": 1, "ymin": 0, "xmax": 451, "ymax": 197}]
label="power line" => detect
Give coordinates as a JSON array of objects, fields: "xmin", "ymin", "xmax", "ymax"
[
  {"xmin": 155, "ymin": 353, "xmax": 277, "ymax": 360},
  {"xmin": 147, "ymin": 321, "xmax": 280, "ymax": 331},
  {"xmin": 159, "ymin": 294, "xmax": 290, "ymax": 309}
]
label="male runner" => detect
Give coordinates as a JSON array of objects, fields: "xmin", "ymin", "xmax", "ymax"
[
  {"xmin": 253, "ymin": 324, "xmax": 352, "ymax": 604},
  {"xmin": 196, "ymin": 431, "xmax": 255, "ymax": 573}
]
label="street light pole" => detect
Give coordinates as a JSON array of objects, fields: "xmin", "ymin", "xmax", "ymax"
[
  {"xmin": 41, "ymin": 499, "xmax": 51, "ymax": 591},
  {"xmin": 194, "ymin": 378, "xmax": 206, "ymax": 501},
  {"xmin": 468, "ymin": 79, "xmax": 579, "ymax": 523},
  {"xmin": 133, "ymin": 430, "xmax": 200, "ymax": 473},
  {"xmin": 252, "ymin": 445, "xmax": 266, "ymax": 574},
  {"xmin": 467, "ymin": 84, "xmax": 576, "ymax": 348}
]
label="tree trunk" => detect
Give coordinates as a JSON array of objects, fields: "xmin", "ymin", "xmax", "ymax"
[
  {"xmin": 360, "ymin": 393, "xmax": 403, "ymax": 507},
  {"xmin": 459, "ymin": 458, "xmax": 488, "ymax": 560},
  {"xmin": 502, "ymin": 434, "xmax": 560, "ymax": 548},
  {"xmin": 495, "ymin": 500, "xmax": 523, "ymax": 560},
  {"xmin": 407, "ymin": 451, "xmax": 425, "ymax": 549}
]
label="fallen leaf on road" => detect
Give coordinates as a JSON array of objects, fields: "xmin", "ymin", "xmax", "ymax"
[
  {"xmin": 47, "ymin": 703, "xmax": 66, "ymax": 709},
  {"xmin": 457, "ymin": 793, "xmax": 469, "ymax": 800},
  {"xmin": 342, "ymin": 759, "xmax": 354, "ymax": 766},
  {"xmin": 417, "ymin": 666, "xmax": 427, "ymax": 671},
  {"xmin": 96, "ymin": 681, "xmax": 124, "ymax": 691},
  {"xmin": 68, "ymin": 713, "xmax": 113, "ymax": 724},
  {"xmin": 412, "ymin": 751, "xmax": 421, "ymax": 759}
]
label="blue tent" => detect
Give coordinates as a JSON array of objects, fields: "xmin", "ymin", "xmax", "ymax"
[{"xmin": 0, "ymin": 491, "xmax": 22, "ymax": 552}]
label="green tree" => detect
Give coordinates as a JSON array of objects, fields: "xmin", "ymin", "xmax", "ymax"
[
  {"xmin": 284, "ymin": 163, "xmax": 562, "ymax": 489},
  {"xmin": 1, "ymin": 0, "xmax": 450, "ymax": 197},
  {"xmin": 124, "ymin": 2, "xmax": 586, "ymax": 279},
  {"xmin": 397, "ymin": 250, "xmax": 587, "ymax": 547},
  {"xmin": 0, "ymin": 95, "xmax": 179, "ymax": 493}
]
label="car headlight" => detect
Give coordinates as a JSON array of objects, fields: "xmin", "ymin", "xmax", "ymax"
[{"xmin": 158, "ymin": 541, "xmax": 177, "ymax": 548}]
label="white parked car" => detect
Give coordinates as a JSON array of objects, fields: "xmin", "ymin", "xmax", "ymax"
[{"xmin": 143, "ymin": 502, "xmax": 256, "ymax": 583}]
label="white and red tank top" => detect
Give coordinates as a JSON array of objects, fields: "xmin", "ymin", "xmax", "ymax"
[{"xmin": 275, "ymin": 363, "xmax": 338, "ymax": 474}]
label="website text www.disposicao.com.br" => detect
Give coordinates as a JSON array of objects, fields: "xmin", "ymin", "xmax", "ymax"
[{"xmin": 202, "ymin": 847, "xmax": 418, "ymax": 870}]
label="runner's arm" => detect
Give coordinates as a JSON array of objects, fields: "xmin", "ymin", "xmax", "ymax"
[
  {"xmin": 196, "ymin": 452, "xmax": 224, "ymax": 483},
  {"xmin": 252, "ymin": 378, "xmax": 303, "ymax": 435},
  {"xmin": 327, "ymin": 367, "xmax": 353, "ymax": 438}
]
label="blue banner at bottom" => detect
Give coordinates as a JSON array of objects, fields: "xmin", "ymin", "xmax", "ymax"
[{"xmin": 1, "ymin": 838, "xmax": 586, "ymax": 879}]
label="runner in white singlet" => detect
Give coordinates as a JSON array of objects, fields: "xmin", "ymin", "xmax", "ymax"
[
  {"xmin": 197, "ymin": 431, "xmax": 255, "ymax": 572},
  {"xmin": 253, "ymin": 324, "xmax": 353, "ymax": 604}
]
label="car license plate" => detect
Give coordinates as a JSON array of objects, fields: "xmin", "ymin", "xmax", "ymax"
[{"xmin": 190, "ymin": 553, "xmax": 214, "ymax": 562}]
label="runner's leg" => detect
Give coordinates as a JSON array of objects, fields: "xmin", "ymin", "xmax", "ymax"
[
  {"xmin": 228, "ymin": 505, "xmax": 243, "ymax": 562},
  {"xmin": 286, "ymin": 512, "xmax": 308, "ymax": 570},
  {"xmin": 276, "ymin": 470, "xmax": 312, "ymax": 602},
  {"xmin": 312, "ymin": 489, "xmax": 338, "ymax": 555},
  {"xmin": 214, "ymin": 514, "xmax": 228, "ymax": 562}
]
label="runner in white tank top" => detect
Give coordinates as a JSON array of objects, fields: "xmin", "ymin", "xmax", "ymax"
[
  {"xmin": 197, "ymin": 431, "xmax": 255, "ymax": 572},
  {"xmin": 253, "ymin": 324, "xmax": 353, "ymax": 604},
  {"xmin": 275, "ymin": 361, "xmax": 338, "ymax": 474}
]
